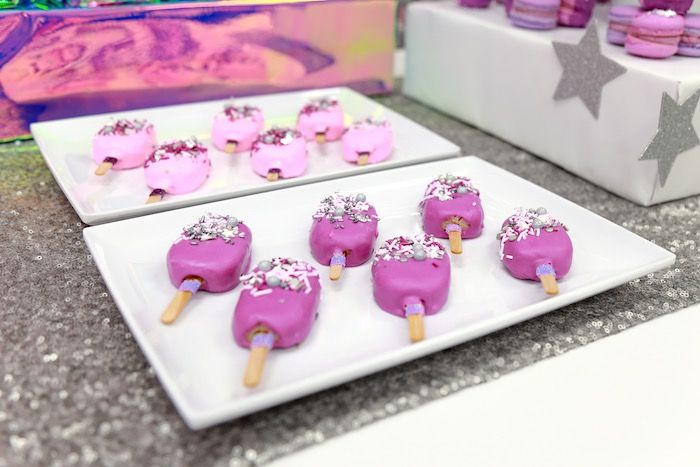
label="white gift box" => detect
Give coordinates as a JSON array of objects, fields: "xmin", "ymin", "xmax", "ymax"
[{"xmin": 403, "ymin": 1, "xmax": 700, "ymax": 206}]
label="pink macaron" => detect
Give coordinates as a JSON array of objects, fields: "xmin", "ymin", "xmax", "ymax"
[
  {"xmin": 510, "ymin": 0, "xmax": 562, "ymax": 29},
  {"xmin": 558, "ymin": 0, "xmax": 595, "ymax": 27},
  {"xmin": 678, "ymin": 13, "xmax": 700, "ymax": 56},
  {"xmin": 608, "ymin": 5, "xmax": 643, "ymax": 45},
  {"xmin": 640, "ymin": 0, "xmax": 694, "ymax": 16},
  {"xmin": 625, "ymin": 9, "xmax": 684, "ymax": 58},
  {"xmin": 459, "ymin": 0, "xmax": 491, "ymax": 7}
]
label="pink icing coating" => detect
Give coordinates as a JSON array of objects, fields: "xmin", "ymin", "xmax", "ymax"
[
  {"xmin": 341, "ymin": 118, "xmax": 393, "ymax": 164},
  {"xmin": 233, "ymin": 258, "xmax": 321, "ymax": 349},
  {"xmin": 420, "ymin": 174, "xmax": 484, "ymax": 239},
  {"xmin": 498, "ymin": 207, "xmax": 573, "ymax": 281},
  {"xmin": 91, "ymin": 119, "xmax": 156, "ymax": 170},
  {"xmin": 296, "ymin": 97, "xmax": 345, "ymax": 141},
  {"xmin": 371, "ymin": 234, "xmax": 451, "ymax": 318},
  {"xmin": 250, "ymin": 127, "xmax": 307, "ymax": 179},
  {"xmin": 211, "ymin": 104, "xmax": 264, "ymax": 153},
  {"xmin": 167, "ymin": 213, "xmax": 252, "ymax": 293},
  {"xmin": 309, "ymin": 193, "xmax": 379, "ymax": 267},
  {"xmin": 144, "ymin": 138, "xmax": 211, "ymax": 194}
]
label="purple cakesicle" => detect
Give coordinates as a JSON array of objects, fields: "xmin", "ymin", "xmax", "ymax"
[
  {"xmin": 497, "ymin": 207, "xmax": 572, "ymax": 295},
  {"xmin": 625, "ymin": 9, "xmax": 684, "ymax": 59},
  {"xmin": 678, "ymin": 13, "xmax": 700, "ymax": 56},
  {"xmin": 92, "ymin": 118, "xmax": 156, "ymax": 175},
  {"xmin": 459, "ymin": 0, "xmax": 491, "ymax": 8},
  {"xmin": 510, "ymin": 0, "xmax": 561, "ymax": 29},
  {"xmin": 371, "ymin": 234, "xmax": 451, "ymax": 342},
  {"xmin": 233, "ymin": 258, "xmax": 321, "ymax": 387},
  {"xmin": 161, "ymin": 213, "xmax": 253, "ymax": 324},
  {"xmin": 558, "ymin": 0, "xmax": 595, "ymax": 27},
  {"xmin": 296, "ymin": 96, "xmax": 345, "ymax": 143},
  {"xmin": 640, "ymin": 0, "xmax": 694, "ymax": 16},
  {"xmin": 420, "ymin": 174, "xmax": 484, "ymax": 255},
  {"xmin": 607, "ymin": 5, "xmax": 643, "ymax": 45},
  {"xmin": 309, "ymin": 193, "xmax": 379, "ymax": 280}
]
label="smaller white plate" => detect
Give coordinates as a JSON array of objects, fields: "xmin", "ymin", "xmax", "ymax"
[
  {"xmin": 32, "ymin": 87, "xmax": 460, "ymax": 225},
  {"xmin": 83, "ymin": 157, "xmax": 675, "ymax": 429}
]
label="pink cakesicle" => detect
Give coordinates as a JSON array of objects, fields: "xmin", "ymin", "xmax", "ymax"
[
  {"xmin": 497, "ymin": 207, "xmax": 573, "ymax": 295},
  {"xmin": 371, "ymin": 234, "xmax": 451, "ymax": 343},
  {"xmin": 233, "ymin": 257, "xmax": 321, "ymax": 387},
  {"xmin": 144, "ymin": 138, "xmax": 211, "ymax": 203},
  {"xmin": 341, "ymin": 117, "xmax": 393, "ymax": 166},
  {"xmin": 309, "ymin": 192, "xmax": 379, "ymax": 281},
  {"xmin": 92, "ymin": 118, "xmax": 156, "ymax": 176},
  {"xmin": 420, "ymin": 174, "xmax": 484, "ymax": 255},
  {"xmin": 296, "ymin": 96, "xmax": 344, "ymax": 143},
  {"xmin": 161, "ymin": 213, "xmax": 253, "ymax": 324},
  {"xmin": 211, "ymin": 103, "xmax": 264, "ymax": 154},
  {"xmin": 251, "ymin": 127, "xmax": 308, "ymax": 181}
]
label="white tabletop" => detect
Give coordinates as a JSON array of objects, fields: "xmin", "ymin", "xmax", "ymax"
[{"xmin": 273, "ymin": 303, "xmax": 700, "ymax": 467}]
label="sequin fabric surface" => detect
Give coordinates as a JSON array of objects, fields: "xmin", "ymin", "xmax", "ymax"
[{"xmin": 1, "ymin": 91, "xmax": 699, "ymax": 466}]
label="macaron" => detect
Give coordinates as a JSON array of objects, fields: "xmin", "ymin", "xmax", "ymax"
[
  {"xmin": 510, "ymin": 0, "xmax": 561, "ymax": 29},
  {"xmin": 558, "ymin": 0, "xmax": 595, "ymax": 27},
  {"xmin": 625, "ymin": 9, "xmax": 684, "ymax": 59},
  {"xmin": 678, "ymin": 13, "xmax": 700, "ymax": 56},
  {"xmin": 639, "ymin": 0, "xmax": 694, "ymax": 16},
  {"xmin": 459, "ymin": 0, "xmax": 491, "ymax": 7},
  {"xmin": 608, "ymin": 5, "xmax": 643, "ymax": 45}
]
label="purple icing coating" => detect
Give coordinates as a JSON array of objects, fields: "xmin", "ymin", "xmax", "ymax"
[{"xmin": 420, "ymin": 175, "xmax": 484, "ymax": 240}]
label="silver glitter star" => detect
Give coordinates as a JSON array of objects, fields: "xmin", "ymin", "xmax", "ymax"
[
  {"xmin": 639, "ymin": 89, "xmax": 700, "ymax": 187},
  {"xmin": 552, "ymin": 22, "xmax": 626, "ymax": 119}
]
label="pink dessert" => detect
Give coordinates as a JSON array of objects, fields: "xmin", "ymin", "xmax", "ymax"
[
  {"xmin": 211, "ymin": 103, "xmax": 264, "ymax": 153},
  {"xmin": 625, "ymin": 9, "xmax": 684, "ymax": 59},
  {"xmin": 640, "ymin": 0, "xmax": 694, "ymax": 16},
  {"xmin": 558, "ymin": 0, "xmax": 595, "ymax": 27},
  {"xmin": 497, "ymin": 207, "xmax": 573, "ymax": 295},
  {"xmin": 420, "ymin": 174, "xmax": 484, "ymax": 255},
  {"xmin": 296, "ymin": 96, "xmax": 345, "ymax": 143},
  {"xmin": 92, "ymin": 119, "xmax": 156, "ymax": 176},
  {"xmin": 144, "ymin": 138, "xmax": 211, "ymax": 203},
  {"xmin": 233, "ymin": 257, "xmax": 321, "ymax": 387},
  {"xmin": 161, "ymin": 213, "xmax": 253, "ymax": 324},
  {"xmin": 607, "ymin": 5, "xmax": 643, "ymax": 46},
  {"xmin": 678, "ymin": 13, "xmax": 700, "ymax": 57},
  {"xmin": 341, "ymin": 117, "xmax": 393, "ymax": 166},
  {"xmin": 250, "ymin": 127, "xmax": 307, "ymax": 181},
  {"xmin": 371, "ymin": 234, "xmax": 451, "ymax": 342},
  {"xmin": 309, "ymin": 193, "xmax": 379, "ymax": 280}
]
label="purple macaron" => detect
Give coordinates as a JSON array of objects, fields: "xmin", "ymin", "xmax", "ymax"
[
  {"xmin": 558, "ymin": 0, "xmax": 595, "ymax": 27},
  {"xmin": 510, "ymin": 0, "xmax": 562, "ymax": 29},
  {"xmin": 640, "ymin": 0, "xmax": 694, "ymax": 16},
  {"xmin": 678, "ymin": 13, "xmax": 700, "ymax": 56},
  {"xmin": 459, "ymin": 0, "xmax": 492, "ymax": 7},
  {"xmin": 608, "ymin": 5, "xmax": 643, "ymax": 45},
  {"xmin": 625, "ymin": 9, "xmax": 684, "ymax": 58}
]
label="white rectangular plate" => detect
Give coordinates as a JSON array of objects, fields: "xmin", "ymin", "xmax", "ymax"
[
  {"xmin": 83, "ymin": 157, "xmax": 675, "ymax": 429},
  {"xmin": 32, "ymin": 87, "xmax": 460, "ymax": 225}
]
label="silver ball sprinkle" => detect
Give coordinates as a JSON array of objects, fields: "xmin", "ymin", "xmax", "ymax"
[
  {"xmin": 334, "ymin": 207, "xmax": 345, "ymax": 217},
  {"xmin": 263, "ymin": 135, "xmax": 274, "ymax": 144},
  {"xmin": 228, "ymin": 216, "xmax": 238, "ymax": 225},
  {"xmin": 532, "ymin": 219, "xmax": 545, "ymax": 229},
  {"xmin": 355, "ymin": 193, "xmax": 367, "ymax": 202},
  {"xmin": 446, "ymin": 174, "xmax": 456, "ymax": 181},
  {"xmin": 413, "ymin": 250, "xmax": 426, "ymax": 261},
  {"xmin": 258, "ymin": 260, "xmax": 273, "ymax": 272},
  {"xmin": 536, "ymin": 207, "xmax": 548, "ymax": 215},
  {"xmin": 266, "ymin": 276, "xmax": 281, "ymax": 287},
  {"xmin": 456, "ymin": 186, "xmax": 468, "ymax": 194}
]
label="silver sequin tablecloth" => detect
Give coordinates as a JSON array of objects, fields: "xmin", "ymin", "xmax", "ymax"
[{"xmin": 1, "ymin": 94, "xmax": 699, "ymax": 467}]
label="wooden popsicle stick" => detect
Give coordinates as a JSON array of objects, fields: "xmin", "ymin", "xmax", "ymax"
[
  {"xmin": 447, "ymin": 230, "xmax": 463, "ymax": 254},
  {"xmin": 161, "ymin": 277, "xmax": 203, "ymax": 324},
  {"xmin": 407, "ymin": 314, "xmax": 425, "ymax": 343},
  {"xmin": 315, "ymin": 132, "xmax": 327, "ymax": 144},
  {"xmin": 224, "ymin": 140, "xmax": 238, "ymax": 153},
  {"xmin": 243, "ymin": 345, "xmax": 270, "ymax": 388},
  {"xmin": 329, "ymin": 264, "xmax": 343, "ymax": 281},
  {"xmin": 94, "ymin": 160, "xmax": 114, "ymax": 176},
  {"xmin": 266, "ymin": 169, "xmax": 280, "ymax": 182},
  {"xmin": 539, "ymin": 274, "xmax": 559, "ymax": 295},
  {"xmin": 357, "ymin": 153, "xmax": 370, "ymax": 166}
]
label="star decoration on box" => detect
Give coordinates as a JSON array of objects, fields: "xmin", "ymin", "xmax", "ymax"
[
  {"xmin": 639, "ymin": 89, "xmax": 700, "ymax": 187},
  {"xmin": 552, "ymin": 22, "xmax": 627, "ymax": 119}
]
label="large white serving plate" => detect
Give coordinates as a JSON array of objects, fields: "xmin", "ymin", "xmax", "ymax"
[
  {"xmin": 32, "ymin": 87, "xmax": 460, "ymax": 225},
  {"xmin": 83, "ymin": 157, "xmax": 675, "ymax": 429}
]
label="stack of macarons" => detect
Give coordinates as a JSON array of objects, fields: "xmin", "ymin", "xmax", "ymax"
[
  {"xmin": 457, "ymin": 0, "xmax": 596, "ymax": 29},
  {"xmin": 606, "ymin": 0, "xmax": 699, "ymax": 59}
]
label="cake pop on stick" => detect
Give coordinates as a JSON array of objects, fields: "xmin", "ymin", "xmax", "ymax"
[
  {"xmin": 420, "ymin": 174, "xmax": 484, "ymax": 254},
  {"xmin": 497, "ymin": 207, "xmax": 573, "ymax": 295},
  {"xmin": 144, "ymin": 138, "xmax": 210, "ymax": 203},
  {"xmin": 92, "ymin": 119, "xmax": 156, "ymax": 176},
  {"xmin": 371, "ymin": 234, "xmax": 450, "ymax": 342},
  {"xmin": 309, "ymin": 193, "xmax": 379, "ymax": 281},
  {"xmin": 161, "ymin": 213, "xmax": 252, "ymax": 324},
  {"xmin": 296, "ymin": 96, "xmax": 344, "ymax": 144},
  {"xmin": 341, "ymin": 117, "xmax": 393, "ymax": 166},
  {"xmin": 211, "ymin": 103, "xmax": 264, "ymax": 154},
  {"xmin": 250, "ymin": 127, "xmax": 307, "ymax": 182},
  {"xmin": 233, "ymin": 258, "xmax": 321, "ymax": 387}
]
